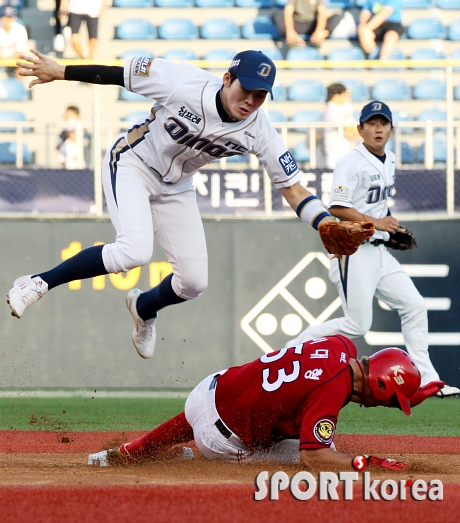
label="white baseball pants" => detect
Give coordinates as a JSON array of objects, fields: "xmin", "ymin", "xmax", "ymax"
[
  {"xmin": 288, "ymin": 242, "xmax": 440, "ymax": 385},
  {"xmin": 100, "ymin": 142, "xmax": 208, "ymax": 300},
  {"xmin": 185, "ymin": 372, "xmax": 302, "ymax": 464}
]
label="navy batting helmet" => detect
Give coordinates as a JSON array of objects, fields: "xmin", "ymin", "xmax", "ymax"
[{"xmin": 368, "ymin": 348, "xmax": 421, "ymax": 416}]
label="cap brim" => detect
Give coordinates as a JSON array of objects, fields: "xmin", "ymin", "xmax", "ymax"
[
  {"xmin": 361, "ymin": 112, "xmax": 392, "ymax": 123},
  {"xmin": 396, "ymin": 392, "xmax": 411, "ymax": 416},
  {"xmin": 237, "ymin": 76, "xmax": 273, "ymax": 100}
]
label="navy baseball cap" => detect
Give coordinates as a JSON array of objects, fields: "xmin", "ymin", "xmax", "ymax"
[
  {"xmin": 0, "ymin": 6, "xmax": 17, "ymax": 17},
  {"xmin": 228, "ymin": 50, "xmax": 276, "ymax": 100},
  {"xmin": 359, "ymin": 101, "xmax": 393, "ymax": 124}
]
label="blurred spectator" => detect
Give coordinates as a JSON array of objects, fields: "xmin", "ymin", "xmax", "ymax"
[
  {"xmin": 52, "ymin": 0, "xmax": 67, "ymax": 53},
  {"xmin": 357, "ymin": 0, "xmax": 403, "ymax": 59},
  {"xmin": 57, "ymin": 106, "xmax": 91, "ymax": 169},
  {"xmin": 323, "ymin": 83, "xmax": 360, "ymax": 169},
  {"xmin": 60, "ymin": 0, "xmax": 106, "ymax": 60},
  {"xmin": 0, "ymin": 5, "xmax": 28, "ymax": 77},
  {"xmin": 273, "ymin": 0, "xmax": 342, "ymax": 48}
]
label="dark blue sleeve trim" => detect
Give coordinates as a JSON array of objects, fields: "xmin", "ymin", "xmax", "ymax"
[
  {"xmin": 296, "ymin": 195, "xmax": 318, "ymax": 218},
  {"xmin": 312, "ymin": 211, "xmax": 331, "ymax": 230}
]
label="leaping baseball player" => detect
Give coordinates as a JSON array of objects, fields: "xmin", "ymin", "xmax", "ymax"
[
  {"xmin": 7, "ymin": 49, "xmax": 371, "ymax": 360},
  {"xmin": 87, "ymin": 334, "xmax": 434, "ymax": 469},
  {"xmin": 287, "ymin": 101, "xmax": 459, "ymax": 398}
]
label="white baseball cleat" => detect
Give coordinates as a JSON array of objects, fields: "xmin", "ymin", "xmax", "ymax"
[
  {"xmin": 88, "ymin": 450, "xmax": 110, "ymax": 466},
  {"xmin": 7, "ymin": 275, "xmax": 49, "ymax": 318},
  {"xmin": 437, "ymin": 385, "xmax": 460, "ymax": 397},
  {"xmin": 126, "ymin": 289, "xmax": 157, "ymax": 359}
]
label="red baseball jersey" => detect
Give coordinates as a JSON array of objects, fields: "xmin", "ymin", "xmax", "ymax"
[{"xmin": 215, "ymin": 335, "xmax": 357, "ymax": 450}]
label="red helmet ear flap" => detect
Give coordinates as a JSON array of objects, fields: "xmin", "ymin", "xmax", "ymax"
[{"xmin": 368, "ymin": 348, "xmax": 421, "ymax": 415}]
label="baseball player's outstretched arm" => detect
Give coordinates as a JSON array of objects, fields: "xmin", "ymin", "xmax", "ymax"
[
  {"xmin": 16, "ymin": 49, "xmax": 124, "ymax": 89},
  {"xmin": 329, "ymin": 205, "xmax": 401, "ymax": 234},
  {"xmin": 301, "ymin": 448, "xmax": 408, "ymax": 471}
]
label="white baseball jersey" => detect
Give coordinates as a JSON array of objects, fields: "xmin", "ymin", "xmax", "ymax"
[
  {"xmin": 329, "ymin": 142, "xmax": 395, "ymax": 241},
  {"xmin": 122, "ymin": 57, "xmax": 302, "ymax": 187}
]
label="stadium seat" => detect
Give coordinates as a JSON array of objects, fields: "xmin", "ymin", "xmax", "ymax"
[
  {"xmin": 291, "ymin": 109, "xmax": 323, "ymax": 132},
  {"xmin": 417, "ymin": 109, "xmax": 447, "ymax": 132},
  {"xmin": 288, "ymin": 79, "xmax": 326, "ymax": 101},
  {"xmin": 120, "ymin": 88, "xmax": 151, "ymax": 101},
  {"xmin": 272, "ymin": 81, "xmax": 287, "ymax": 101},
  {"xmin": 257, "ymin": 48, "xmax": 283, "ymax": 61},
  {"xmin": 407, "ymin": 18, "xmax": 447, "ymax": 40},
  {"xmin": 452, "ymin": 48, "xmax": 460, "ymax": 72},
  {"xmin": 327, "ymin": 47, "xmax": 365, "ymax": 69},
  {"xmin": 0, "ymin": 142, "xmax": 32, "ymax": 164},
  {"xmin": 369, "ymin": 47, "xmax": 405, "ymax": 70},
  {"xmin": 226, "ymin": 154, "xmax": 249, "ymax": 162},
  {"xmin": 0, "ymin": 110, "xmax": 29, "ymax": 132},
  {"xmin": 195, "ymin": 0, "xmax": 234, "ymax": 5},
  {"xmin": 325, "ymin": 0, "xmax": 353, "ymax": 6},
  {"xmin": 162, "ymin": 49, "xmax": 199, "ymax": 60},
  {"xmin": 236, "ymin": 0, "xmax": 273, "ymax": 5},
  {"xmin": 402, "ymin": 0, "xmax": 433, "ymax": 7},
  {"xmin": 410, "ymin": 48, "xmax": 446, "ymax": 69},
  {"xmin": 292, "ymin": 141, "xmax": 311, "ymax": 163},
  {"xmin": 122, "ymin": 111, "xmax": 149, "ymax": 124},
  {"xmin": 275, "ymin": 0, "xmax": 287, "ymax": 5},
  {"xmin": 286, "ymin": 46, "xmax": 323, "ymax": 68},
  {"xmin": 437, "ymin": 0, "xmax": 460, "ymax": 7},
  {"xmin": 203, "ymin": 49, "xmax": 237, "ymax": 61},
  {"xmin": 413, "ymin": 79, "xmax": 446, "ymax": 100},
  {"xmin": 241, "ymin": 16, "xmax": 280, "ymax": 40},
  {"xmin": 119, "ymin": 49, "xmax": 155, "ymax": 60},
  {"xmin": 116, "ymin": 19, "xmax": 157, "ymax": 40},
  {"xmin": 400, "ymin": 143, "xmax": 416, "ymax": 164},
  {"xmin": 453, "ymin": 83, "xmax": 460, "ymax": 99},
  {"xmin": 268, "ymin": 110, "xmax": 287, "ymax": 123},
  {"xmin": 0, "ymin": 79, "xmax": 29, "ymax": 101},
  {"xmin": 392, "ymin": 110, "xmax": 413, "ymax": 133},
  {"xmin": 155, "ymin": 0, "xmax": 193, "ymax": 5},
  {"xmin": 201, "ymin": 18, "xmax": 240, "ymax": 39},
  {"xmin": 113, "ymin": 0, "xmax": 154, "ymax": 6},
  {"xmin": 342, "ymin": 79, "xmax": 369, "ymax": 102},
  {"xmin": 448, "ymin": 20, "xmax": 460, "ymax": 41},
  {"xmin": 159, "ymin": 19, "xmax": 198, "ymax": 40},
  {"xmin": 372, "ymin": 79, "xmax": 411, "ymax": 101},
  {"xmin": 418, "ymin": 137, "xmax": 450, "ymax": 163}
]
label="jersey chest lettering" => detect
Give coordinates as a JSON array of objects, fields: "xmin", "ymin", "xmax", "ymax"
[
  {"xmin": 164, "ymin": 117, "xmax": 248, "ymax": 158},
  {"xmin": 366, "ymin": 183, "xmax": 394, "ymax": 204}
]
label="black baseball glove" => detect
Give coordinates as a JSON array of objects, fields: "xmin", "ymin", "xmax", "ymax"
[{"xmin": 384, "ymin": 227, "xmax": 417, "ymax": 250}]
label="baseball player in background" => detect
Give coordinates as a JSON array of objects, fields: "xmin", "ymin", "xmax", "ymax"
[
  {"xmin": 87, "ymin": 334, "xmax": 434, "ymax": 470},
  {"xmin": 288, "ymin": 101, "xmax": 459, "ymax": 398},
  {"xmin": 8, "ymin": 49, "xmax": 340, "ymax": 360}
]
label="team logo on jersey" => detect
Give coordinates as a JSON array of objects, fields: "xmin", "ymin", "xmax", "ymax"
[
  {"xmin": 313, "ymin": 419, "xmax": 335, "ymax": 444},
  {"xmin": 304, "ymin": 368, "xmax": 323, "ymax": 380},
  {"xmin": 178, "ymin": 106, "xmax": 202, "ymax": 125},
  {"xmin": 279, "ymin": 151, "xmax": 298, "ymax": 176},
  {"xmin": 331, "ymin": 185, "xmax": 349, "ymax": 201},
  {"xmin": 133, "ymin": 56, "xmax": 153, "ymax": 76}
]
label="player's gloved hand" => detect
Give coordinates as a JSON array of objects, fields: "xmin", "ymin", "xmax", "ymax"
[
  {"xmin": 367, "ymin": 455, "xmax": 409, "ymax": 470},
  {"xmin": 318, "ymin": 220, "xmax": 375, "ymax": 257},
  {"xmin": 410, "ymin": 381, "xmax": 445, "ymax": 407},
  {"xmin": 384, "ymin": 227, "xmax": 417, "ymax": 250}
]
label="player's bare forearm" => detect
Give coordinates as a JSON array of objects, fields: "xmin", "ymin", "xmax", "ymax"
[
  {"xmin": 329, "ymin": 205, "xmax": 400, "ymax": 233},
  {"xmin": 16, "ymin": 49, "xmax": 65, "ymax": 88},
  {"xmin": 301, "ymin": 448, "xmax": 357, "ymax": 471}
]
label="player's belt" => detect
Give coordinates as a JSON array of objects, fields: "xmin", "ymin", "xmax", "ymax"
[
  {"xmin": 208, "ymin": 374, "xmax": 233, "ymax": 440},
  {"xmin": 369, "ymin": 239, "xmax": 385, "ymax": 246}
]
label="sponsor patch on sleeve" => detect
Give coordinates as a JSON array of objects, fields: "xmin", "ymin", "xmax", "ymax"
[
  {"xmin": 331, "ymin": 185, "xmax": 349, "ymax": 201},
  {"xmin": 133, "ymin": 56, "xmax": 153, "ymax": 77},
  {"xmin": 278, "ymin": 151, "xmax": 298, "ymax": 176},
  {"xmin": 313, "ymin": 419, "xmax": 335, "ymax": 444}
]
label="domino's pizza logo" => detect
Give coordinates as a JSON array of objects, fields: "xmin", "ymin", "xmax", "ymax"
[{"xmin": 279, "ymin": 151, "xmax": 298, "ymax": 176}]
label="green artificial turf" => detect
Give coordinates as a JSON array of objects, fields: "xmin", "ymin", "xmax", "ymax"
[{"xmin": 0, "ymin": 396, "xmax": 458, "ymax": 435}]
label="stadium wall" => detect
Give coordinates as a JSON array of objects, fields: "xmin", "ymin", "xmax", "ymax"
[{"xmin": 0, "ymin": 219, "xmax": 459, "ymax": 389}]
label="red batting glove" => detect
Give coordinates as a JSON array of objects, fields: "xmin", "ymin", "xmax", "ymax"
[
  {"xmin": 410, "ymin": 381, "xmax": 445, "ymax": 407},
  {"xmin": 367, "ymin": 455, "xmax": 409, "ymax": 470}
]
